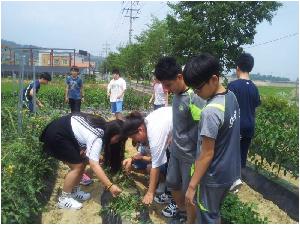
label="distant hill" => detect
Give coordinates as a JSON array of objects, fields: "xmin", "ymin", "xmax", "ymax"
[{"xmin": 228, "ymin": 72, "xmax": 290, "ymax": 82}]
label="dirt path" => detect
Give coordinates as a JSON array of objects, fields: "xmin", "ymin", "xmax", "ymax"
[
  {"xmin": 237, "ymin": 184, "xmax": 296, "ymax": 224},
  {"xmin": 41, "ymin": 162, "xmax": 103, "ymax": 224},
  {"xmin": 41, "ymin": 140, "xmax": 297, "ymax": 224}
]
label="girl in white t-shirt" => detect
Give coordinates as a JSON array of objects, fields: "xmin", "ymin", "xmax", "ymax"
[
  {"xmin": 122, "ymin": 107, "xmax": 173, "ymax": 205},
  {"xmin": 149, "ymin": 77, "xmax": 168, "ymax": 110},
  {"xmin": 40, "ymin": 113, "xmax": 125, "ymax": 210}
]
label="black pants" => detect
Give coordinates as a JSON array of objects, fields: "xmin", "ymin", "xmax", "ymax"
[
  {"xmin": 240, "ymin": 136, "xmax": 252, "ymax": 168},
  {"xmin": 69, "ymin": 98, "xmax": 81, "ymax": 113}
]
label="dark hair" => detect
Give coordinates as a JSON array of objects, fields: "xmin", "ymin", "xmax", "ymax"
[
  {"xmin": 236, "ymin": 53, "xmax": 254, "ymax": 73},
  {"xmin": 122, "ymin": 111, "xmax": 145, "ymax": 137},
  {"xmin": 112, "ymin": 69, "xmax": 120, "ymax": 76},
  {"xmin": 77, "ymin": 113, "xmax": 126, "ymax": 173},
  {"xmin": 183, "ymin": 53, "xmax": 220, "ymax": 88},
  {"xmin": 154, "ymin": 57, "xmax": 182, "ymax": 81},
  {"xmin": 70, "ymin": 66, "xmax": 79, "ymax": 72},
  {"xmin": 40, "ymin": 72, "xmax": 52, "ymax": 81}
]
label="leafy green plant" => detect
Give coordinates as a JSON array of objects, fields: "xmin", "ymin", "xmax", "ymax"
[
  {"xmin": 1, "ymin": 110, "xmax": 59, "ymax": 223},
  {"xmin": 250, "ymin": 96, "xmax": 299, "ymax": 178},
  {"xmin": 221, "ymin": 193, "xmax": 268, "ymax": 224}
]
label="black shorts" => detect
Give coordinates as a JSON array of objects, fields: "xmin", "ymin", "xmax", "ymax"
[
  {"xmin": 69, "ymin": 98, "xmax": 81, "ymax": 113},
  {"xmin": 40, "ymin": 115, "xmax": 83, "ymax": 164}
]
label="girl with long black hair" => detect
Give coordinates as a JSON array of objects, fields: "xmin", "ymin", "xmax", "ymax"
[{"xmin": 40, "ymin": 113, "xmax": 125, "ymax": 209}]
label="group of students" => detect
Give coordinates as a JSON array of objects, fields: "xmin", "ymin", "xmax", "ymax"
[
  {"xmin": 39, "ymin": 52, "xmax": 260, "ymax": 224},
  {"xmin": 23, "ymin": 66, "xmax": 84, "ymax": 113}
]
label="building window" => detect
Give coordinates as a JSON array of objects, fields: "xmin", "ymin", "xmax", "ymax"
[
  {"xmin": 62, "ymin": 59, "xmax": 68, "ymax": 65},
  {"xmin": 54, "ymin": 59, "xmax": 59, "ymax": 65}
]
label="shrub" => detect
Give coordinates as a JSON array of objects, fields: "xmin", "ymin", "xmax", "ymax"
[{"xmin": 251, "ymin": 96, "xmax": 299, "ymax": 178}]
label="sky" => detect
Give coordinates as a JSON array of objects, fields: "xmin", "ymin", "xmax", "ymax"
[{"xmin": 1, "ymin": 1, "xmax": 299, "ymax": 81}]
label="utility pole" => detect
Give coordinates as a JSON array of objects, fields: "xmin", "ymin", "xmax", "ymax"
[
  {"xmin": 102, "ymin": 43, "xmax": 110, "ymax": 80},
  {"xmin": 123, "ymin": 1, "xmax": 140, "ymax": 44}
]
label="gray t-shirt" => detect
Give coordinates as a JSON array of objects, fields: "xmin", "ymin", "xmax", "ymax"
[
  {"xmin": 171, "ymin": 89, "xmax": 206, "ymax": 162},
  {"xmin": 197, "ymin": 90, "xmax": 241, "ymax": 187}
]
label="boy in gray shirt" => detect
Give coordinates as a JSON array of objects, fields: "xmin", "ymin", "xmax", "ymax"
[
  {"xmin": 154, "ymin": 57, "xmax": 206, "ymax": 223},
  {"xmin": 183, "ymin": 53, "xmax": 241, "ymax": 223}
]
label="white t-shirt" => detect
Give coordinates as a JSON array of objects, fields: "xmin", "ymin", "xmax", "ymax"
[
  {"xmin": 154, "ymin": 83, "xmax": 166, "ymax": 105},
  {"xmin": 107, "ymin": 78, "xmax": 127, "ymax": 102},
  {"xmin": 145, "ymin": 107, "xmax": 173, "ymax": 168},
  {"xmin": 71, "ymin": 116, "xmax": 104, "ymax": 162}
]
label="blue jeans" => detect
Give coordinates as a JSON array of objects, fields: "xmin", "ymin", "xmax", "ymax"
[{"xmin": 132, "ymin": 160, "xmax": 168, "ymax": 175}]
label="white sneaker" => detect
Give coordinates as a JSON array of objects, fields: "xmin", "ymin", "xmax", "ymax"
[
  {"xmin": 230, "ymin": 179, "xmax": 243, "ymax": 192},
  {"xmin": 71, "ymin": 186, "xmax": 91, "ymax": 201},
  {"xmin": 57, "ymin": 196, "xmax": 83, "ymax": 210},
  {"xmin": 156, "ymin": 181, "xmax": 166, "ymax": 194}
]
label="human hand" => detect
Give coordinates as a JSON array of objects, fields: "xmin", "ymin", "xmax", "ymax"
[
  {"xmin": 81, "ymin": 97, "xmax": 84, "ymax": 103},
  {"xmin": 133, "ymin": 154, "xmax": 143, "ymax": 160},
  {"xmin": 142, "ymin": 192, "xmax": 154, "ymax": 205},
  {"xmin": 122, "ymin": 158, "xmax": 133, "ymax": 172},
  {"xmin": 65, "ymin": 97, "xmax": 69, "ymax": 103},
  {"xmin": 185, "ymin": 185, "xmax": 196, "ymax": 206},
  {"xmin": 110, "ymin": 184, "xmax": 122, "ymax": 197}
]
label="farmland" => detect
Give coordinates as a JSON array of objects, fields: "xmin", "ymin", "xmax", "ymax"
[{"xmin": 1, "ymin": 78, "xmax": 298, "ymax": 224}]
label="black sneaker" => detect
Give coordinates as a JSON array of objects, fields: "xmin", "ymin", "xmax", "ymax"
[
  {"xmin": 169, "ymin": 210, "xmax": 187, "ymax": 224},
  {"xmin": 154, "ymin": 193, "xmax": 172, "ymax": 204},
  {"xmin": 161, "ymin": 200, "xmax": 178, "ymax": 217}
]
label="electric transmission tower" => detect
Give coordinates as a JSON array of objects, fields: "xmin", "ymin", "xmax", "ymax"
[{"xmin": 123, "ymin": 1, "xmax": 140, "ymax": 44}]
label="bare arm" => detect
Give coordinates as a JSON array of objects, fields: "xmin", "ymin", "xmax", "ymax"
[
  {"xmin": 89, "ymin": 159, "xmax": 122, "ymax": 197},
  {"xmin": 65, "ymin": 85, "xmax": 69, "ymax": 102},
  {"xmin": 185, "ymin": 136, "xmax": 215, "ymax": 206},
  {"xmin": 143, "ymin": 167, "xmax": 160, "ymax": 204}
]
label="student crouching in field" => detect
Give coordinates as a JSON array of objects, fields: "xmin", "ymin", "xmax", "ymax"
[
  {"xmin": 122, "ymin": 107, "xmax": 172, "ymax": 205},
  {"xmin": 183, "ymin": 53, "xmax": 241, "ymax": 223},
  {"xmin": 40, "ymin": 113, "xmax": 125, "ymax": 210},
  {"xmin": 23, "ymin": 72, "xmax": 52, "ymax": 113}
]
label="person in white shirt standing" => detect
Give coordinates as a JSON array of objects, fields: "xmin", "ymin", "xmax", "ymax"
[
  {"xmin": 107, "ymin": 69, "xmax": 127, "ymax": 120},
  {"xmin": 149, "ymin": 77, "xmax": 168, "ymax": 110}
]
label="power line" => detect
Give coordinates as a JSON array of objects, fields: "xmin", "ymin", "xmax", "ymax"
[
  {"xmin": 123, "ymin": 1, "xmax": 140, "ymax": 44},
  {"xmin": 245, "ymin": 32, "xmax": 298, "ymax": 49},
  {"xmin": 102, "ymin": 42, "xmax": 110, "ymax": 58}
]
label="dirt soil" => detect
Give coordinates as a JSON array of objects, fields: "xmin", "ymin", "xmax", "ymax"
[{"xmin": 41, "ymin": 140, "xmax": 297, "ymax": 224}]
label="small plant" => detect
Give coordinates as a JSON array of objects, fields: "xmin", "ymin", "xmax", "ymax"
[{"xmin": 221, "ymin": 193, "xmax": 268, "ymax": 224}]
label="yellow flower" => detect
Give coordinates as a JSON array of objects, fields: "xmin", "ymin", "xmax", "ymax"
[{"xmin": 6, "ymin": 165, "xmax": 15, "ymax": 175}]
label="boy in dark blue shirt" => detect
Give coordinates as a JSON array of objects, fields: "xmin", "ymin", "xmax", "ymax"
[
  {"xmin": 65, "ymin": 66, "xmax": 84, "ymax": 113},
  {"xmin": 23, "ymin": 72, "xmax": 51, "ymax": 112},
  {"xmin": 228, "ymin": 53, "xmax": 261, "ymax": 170}
]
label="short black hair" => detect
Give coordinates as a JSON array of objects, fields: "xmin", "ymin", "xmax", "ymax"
[
  {"xmin": 112, "ymin": 69, "xmax": 120, "ymax": 75},
  {"xmin": 40, "ymin": 72, "xmax": 52, "ymax": 81},
  {"xmin": 154, "ymin": 57, "xmax": 182, "ymax": 81},
  {"xmin": 183, "ymin": 53, "xmax": 220, "ymax": 88},
  {"xmin": 70, "ymin": 66, "xmax": 79, "ymax": 72},
  {"xmin": 237, "ymin": 53, "xmax": 254, "ymax": 72}
]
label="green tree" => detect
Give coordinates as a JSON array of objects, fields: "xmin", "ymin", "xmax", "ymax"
[
  {"xmin": 167, "ymin": 1, "xmax": 282, "ymax": 71},
  {"xmin": 136, "ymin": 18, "xmax": 171, "ymax": 79}
]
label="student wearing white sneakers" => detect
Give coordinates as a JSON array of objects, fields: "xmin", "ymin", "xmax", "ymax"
[
  {"xmin": 122, "ymin": 107, "xmax": 172, "ymax": 205},
  {"xmin": 40, "ymin": 113, "xmax": 125, "ymax": 209}
]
